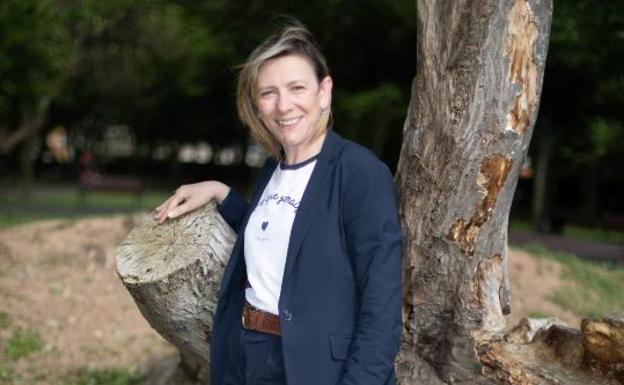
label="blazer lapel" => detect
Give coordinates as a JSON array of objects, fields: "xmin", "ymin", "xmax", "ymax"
[{"xmin": 282, "ymin": 130, "xmax": 342, "ymax": 279}]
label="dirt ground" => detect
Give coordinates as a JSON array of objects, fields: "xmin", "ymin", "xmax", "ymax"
[{"xmin": 0, "ymin": 215, "xmax": 582, "ymax": 384}]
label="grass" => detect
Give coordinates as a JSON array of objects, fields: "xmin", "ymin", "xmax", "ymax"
[
  {"xmin": 0, "ymin": 186, "xmax": 169, "ymax": 229},
  {"xmin": 563, "ymin": 225, "xmax": 624, "ymax": 245},
  {"xmin": 5, "ymin": 327, "xmax": 43, "ymax": 360},
  {"xmin": 62, "ymin": 368, "xmax": 145, "ymax": 385},
  {"xmin": 527, "ymin": 310, "xmax": 552, "ymax": 319},
  {"xmin": 525, "ymin": 243, "xmax": 624, "ymax": 318},
  {"xmin": 0, "ymin": 212, "xmax": 66, "ymax": 229},
  {"xmin": 0, "ymin": 363, "xmax": 19, "ymax": 385},
  {"xmin": 509, "ymin": 219, "xmax": 624, "ymax": 246}
]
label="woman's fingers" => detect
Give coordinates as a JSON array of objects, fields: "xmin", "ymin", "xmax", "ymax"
[
  {"xmin": 166, "ymin": 200, "xmax": 191, "ymax": 219},
  {"xmin": 153, "ymin": 182, "xmax": 222, "ymax": 224},
  {"xmin": 154, "ymin": 193, "xmax": 185, "ymax": 223}
]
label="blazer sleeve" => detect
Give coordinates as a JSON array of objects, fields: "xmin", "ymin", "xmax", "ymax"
[
  {"xmin": 217, "ymin": 188, "xmax": 249, "ymax": 234},
  {"xmin": 217, "ymin": 157, "xmax": 277, "ymax": 234},
  {"xmin": 339, "ymin": 159, "xmax": 403, "ymax": 385}
]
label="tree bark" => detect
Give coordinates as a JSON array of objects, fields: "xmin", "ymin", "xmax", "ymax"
[
  {"xmin": 116, "ymin": 203, "xmax": 236, "ymax": 381},
  {"xmin": 395, "ymin": 0, "xmax": 552, "ymax": 383}
]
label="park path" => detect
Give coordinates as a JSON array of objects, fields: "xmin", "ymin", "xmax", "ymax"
[{"xmin": 509, "ymin": 231, "xmax": 624, "ymax": 265}]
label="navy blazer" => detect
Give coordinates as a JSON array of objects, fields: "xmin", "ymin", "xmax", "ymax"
[{"xmin": 211, "ymin": 130, "xmax": 402, "ymax": 385}]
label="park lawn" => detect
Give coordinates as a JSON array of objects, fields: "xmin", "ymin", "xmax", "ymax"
[
  {"xmin": 0, "ymin": 188, "xmax": 169, "ymax": 229},
  {"xmin": 510, "ymin": 219, "xmax": 624, "ymax": 246},
  {"xmin": 525, "ymin": 243, "xmax": 624, "ymax": 318}
]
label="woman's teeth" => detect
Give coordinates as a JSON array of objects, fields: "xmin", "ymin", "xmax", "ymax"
[{"xmin": 277, "ymin": 117, "xmax": 301, "ymax": 126}]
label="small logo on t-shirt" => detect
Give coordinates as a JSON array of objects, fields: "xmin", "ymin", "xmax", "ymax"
[{"xmin": 261, "ymin": 221, "xmax": 269, "ymax": 231}]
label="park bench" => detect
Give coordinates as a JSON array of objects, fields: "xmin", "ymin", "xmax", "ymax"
[{"xmin": 78, "ymin": 151, "xmax": 144, "ymax": 205}]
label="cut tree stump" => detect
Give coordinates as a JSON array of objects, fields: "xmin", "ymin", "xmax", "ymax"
[
  {"xmin": 116, "ymin": 202, "xmax": 236, "ymax": 381},
  {"xmin": 488, "ymin": 316, "xmax": 623, "ymax": 385},
  {"xmin": 582, "ymin": 311, "xmax": 624, "ymax": 383}
]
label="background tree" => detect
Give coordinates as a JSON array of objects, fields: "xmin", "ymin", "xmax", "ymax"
[
  {"xmin": 530, "ymin": 0, "xmax": 624, "ymax": 230},
  {"xmin": 0, "ymin": 0, "xmax": 72, "ymax": 189}
]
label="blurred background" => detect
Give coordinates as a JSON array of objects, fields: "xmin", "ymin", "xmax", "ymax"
[
  {"xmin": 0, "ymin": 0, "xmax": 623, "ymax": 384},
  {"xmin": 0, "ymin": 0, "xmax": 622, "ymax": 235}
]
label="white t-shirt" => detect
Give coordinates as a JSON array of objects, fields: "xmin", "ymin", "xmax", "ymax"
[{"xmin": 244, "ymin": 156, "xmax": 317, "ymax": 315}]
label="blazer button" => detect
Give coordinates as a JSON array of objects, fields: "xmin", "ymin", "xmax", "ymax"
[{"xmin": 282, "ymin": 309, "xmax": 292, "ymax": 321}]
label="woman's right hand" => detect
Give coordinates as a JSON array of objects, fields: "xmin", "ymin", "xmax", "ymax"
[{"xmin": 153, "ymin": 181, "xmax": 230, "ymax": 224}]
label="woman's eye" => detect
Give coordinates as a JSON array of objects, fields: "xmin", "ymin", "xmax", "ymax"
[{"xmin": 259, "ymin": 90, "xmax": 275, "ymax": 98}]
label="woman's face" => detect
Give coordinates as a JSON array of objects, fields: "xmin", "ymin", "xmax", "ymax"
[{"xmin": 255, "ymin": 54, "xmax": 332, "ymax": 156}]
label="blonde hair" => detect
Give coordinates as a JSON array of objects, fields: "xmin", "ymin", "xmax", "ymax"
[{"xmin": 236, "ymin": 21, "xmax": 332, "ymax": 160}]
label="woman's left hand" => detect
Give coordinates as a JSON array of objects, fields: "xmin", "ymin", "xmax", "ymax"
[{"xmin": 153, "ymin": 181, "xmax": 230, "ymax": 224}]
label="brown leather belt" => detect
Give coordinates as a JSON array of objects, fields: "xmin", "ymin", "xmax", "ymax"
[{"xmin": 242, "ymin": 302, "xmax": 281, "ymax": 336}]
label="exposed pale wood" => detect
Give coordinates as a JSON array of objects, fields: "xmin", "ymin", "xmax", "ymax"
[
  {"xmin": 116, "ymin": 202, "xmax": 236, "ymax": 381},
  {"xmin": 491, "ymin": 317, "xmax": 621, "ymax": 385},
  {"xmin": 582, "ymin": 311, "xmax": 624, "ymax": 383}
]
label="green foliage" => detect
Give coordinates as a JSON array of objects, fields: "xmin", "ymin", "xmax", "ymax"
[
  {"xmin": 537, "ymin": 0, "xmax": 624, "ymax": 164},
  {"xmin": 0, "ymin": 0, "xmax": 71, "ymax": 119},
  {"xmin": 63, "ymin": 368, "xmax": 144, "ymax": 385},
  {"xmin": 525, "ymin": 243, "xmax": 624, "ymax": 318},
  {"xmin": 5, "ymin": 327, "xmax": 43, "ymax": 360},
  {"xmin": 586, "ymin": 117, "xmax": 624, "ymax": 161},
  {"xmin": 1, "ymin": 0, "xmax": 417, "ymax": 164},
  {"xmin": 336, "ymin": 84, "xmax": 405, "ymax": 158},
  {"xmin": 526, "ymin": 0, "xmax": 624, "ymax": 227}
]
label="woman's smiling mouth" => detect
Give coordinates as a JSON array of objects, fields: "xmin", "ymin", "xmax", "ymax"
[{"xmin": 276, "ymin": 117, "xmax": 303, "ymax": 126}]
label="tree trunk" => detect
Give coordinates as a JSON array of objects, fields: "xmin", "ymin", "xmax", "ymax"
[
  {"xmin": 532, "ymin": 132, "xmax": 552, "ymax": 232},
  {"xmin": 18, "ymin": 128, "xmax": 38, "ymax": 198},
  {"xmin": 395, "ymin": 0, "xmax": 552, "ymax": 383},
  {"xmin": 116, "ymin": 203, "xmax": 236, "ymax": 381}
]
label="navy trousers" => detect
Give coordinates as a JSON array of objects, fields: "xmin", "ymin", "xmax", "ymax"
[{"xmin": 223, "ymin": 326, "xmax": 287, "ymax": 385}]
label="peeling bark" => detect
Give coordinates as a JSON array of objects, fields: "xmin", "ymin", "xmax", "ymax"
[
  {"xmin": 479, "ymin": 342, "xmax": 534, "ymax": 385},
  {"xmin": 447, "ymin": 155, "xmax": 513, "ymax": 255},
  {"xmin": 504, "ymin": 0, "xmax": 540, "ymax": 135}
]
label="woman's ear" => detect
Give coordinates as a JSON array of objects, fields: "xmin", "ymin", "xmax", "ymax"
[{"xmin": 319, "ymin": 76, "xmax": 333, "ymax": 110}]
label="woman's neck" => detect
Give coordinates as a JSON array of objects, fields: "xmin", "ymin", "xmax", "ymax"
[{"xmin": 283, "ymin": 131, "xmax": 326, "ymax": 165}]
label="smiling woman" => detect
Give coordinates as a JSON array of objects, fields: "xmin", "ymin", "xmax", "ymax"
[
  {"xmin": 153, "ymin": 20, "xmax": 402, "ymax": 385},
  {"xmin": 253, "ymin": 55, "xmax": 332, "ymax": 164},
  {"xmin": 236, "ymin": 26, "xmax": 333, "ymax": 164}
]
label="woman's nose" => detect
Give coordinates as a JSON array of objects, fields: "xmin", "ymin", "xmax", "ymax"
[{"xmin": 277, "ymin": 93, "xmax": 294, "ymax": 112}]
